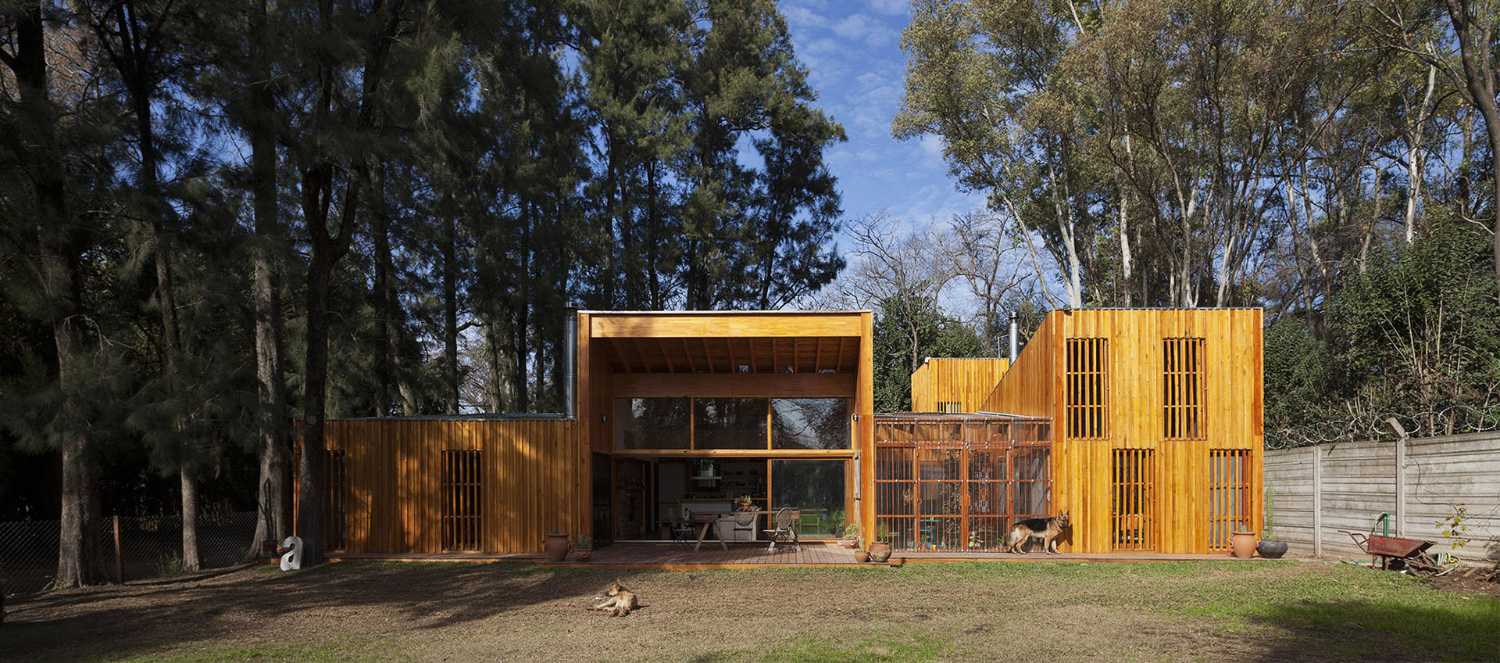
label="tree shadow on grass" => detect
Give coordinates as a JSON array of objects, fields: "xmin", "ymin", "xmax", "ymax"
[
  {"xmin": 1246, "ymin": 598, "xmax": 1500, "ymax": 662},
  {"xmin": 1, "ymin": 561, "xmax": 669, "ymax": 661}
]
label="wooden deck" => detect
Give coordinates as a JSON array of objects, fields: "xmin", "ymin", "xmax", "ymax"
[{"xmin": 581, "ymin": 541, "xmax": 860, "ymax": 567}]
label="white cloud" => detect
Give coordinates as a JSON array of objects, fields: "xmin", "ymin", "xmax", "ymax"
[
  {"xmin": 868, "ymin": 0, "xmax": 909, "ymax": 15},
  {"xmin": 919, "ymin": 134, "xmax": 944, "ymax": 160},
  {"xmin": 832, "ymin": 13, "xmax": 899, "ymax": 48},
  {"xmin": 782, "ymin": 5, "xmax": 829, "ymax": 29}
]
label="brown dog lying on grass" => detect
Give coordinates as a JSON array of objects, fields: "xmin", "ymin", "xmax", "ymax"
[{"xmin": 590, "ymin": 578, "xmax": 641, "ymax": 617}]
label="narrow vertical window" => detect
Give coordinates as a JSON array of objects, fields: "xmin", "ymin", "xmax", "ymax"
[
  {"xmin": 323, "ymin": 449, "xmax": 347, "ymax": 550},
  {"xmin": 1110, "ymin": 448, "xmax": 1155, "ymax": 551},
  {"xmin": 1162, "ymin": 337, "xmax": 1206, "ymax": 439},
  {"xmin": 1207, "ymin": 449, "xmax": 1251, "ymax": 551},
  {"xmin": 442, "ymin": 449, "xmax": 483, "ymax": 551},
  {"xmin": 1065, "ymin": 338, "xmax": 1108, "ymax": 439}
]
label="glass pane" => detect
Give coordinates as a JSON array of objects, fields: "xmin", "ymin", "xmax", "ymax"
[
  {"xmin": 695, "ymin": 398, "xmax": 768, "ymax": 449},
  {"xmin": 615, "ymin": 398, "xmax": 689, "ymax": 449},
  {"xmin": 771, "ymin": 460, "xmax": 846, "ymax": 537},
  {"xmin": 771, "ymin": 399, "xmax": 851, "ymax": 449}
]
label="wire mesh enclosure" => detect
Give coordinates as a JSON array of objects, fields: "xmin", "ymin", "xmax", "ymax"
[
  {"xmin": 1207, "ymin": 449, "xmax": 1251, "ymax": 550},
  {"xmin": 874, "ymin": 414, "xmax": 1051, "ymax": 552},
  {"xmin": 440, "ymin": 449, "xmax": 483, "ymax": 551},
  {"xmin": 1110, "ymin": 448, "xmax": 1156, "ymax": 551}
]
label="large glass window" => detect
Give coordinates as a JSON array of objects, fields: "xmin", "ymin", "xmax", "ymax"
[
  {"xmin": 615, "ymin": 398, "xmax": 690, "ymax": 449},
  {"xmin": 771, "ymin": 460, "xmax": 847, "ymax": 538},
  {"xmin": 694, "ymin": 398, "xmax": 768, "ymax": 449},
  {"xmin": 771, "ymin": 398, "xmax": 851, "ymax": 450}
]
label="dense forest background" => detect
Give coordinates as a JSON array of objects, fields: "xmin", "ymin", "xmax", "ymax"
[{"xmin": 2, "ymin": 0, "xmax": 1499, "ymax": 585}]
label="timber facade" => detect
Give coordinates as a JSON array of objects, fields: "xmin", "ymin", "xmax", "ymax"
[{"xmin": 305, "ymin": 308, "xmax": 1263, "ymax": 557}]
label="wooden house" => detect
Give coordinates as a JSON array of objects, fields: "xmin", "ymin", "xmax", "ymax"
[
  {"xmin": 309, "ymin": 307, "xmax": 1262, "ymax": 558},
  {"xmin": 909, "ymin": 357, "xmax": 1009, "ymax": 413}
]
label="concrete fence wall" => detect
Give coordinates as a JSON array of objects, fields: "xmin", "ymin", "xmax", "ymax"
[{"xmin": 1265, "ymin": 432, "xmax": 1500, "ymax": 564}]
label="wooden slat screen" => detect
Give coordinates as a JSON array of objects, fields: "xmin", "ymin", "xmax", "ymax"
[
  {"xmin": 324, "ymin": 450, "xmax": 347, "ymax": 550},
  {"xmin": 1111, "ymin": 448, "xmax": 1155, "ymax": 551},
  {"xmin": 1065, "ymin": 338, "xmax": 1108, "ymax": 439},
  {"xmin": 441, "ymin": 449, "xmax": 483, "ymax": 551},
  {"xmin": 1162, "ymin": 337, "xmax": 1206, "ymax": 439},
  {"xmin": 874, "ymin": 418, "xmax": 1052, "ymax": 552},
  {"xmin": 1207, "ymin": 449, "xmax": 1251, "ymax": 550}
]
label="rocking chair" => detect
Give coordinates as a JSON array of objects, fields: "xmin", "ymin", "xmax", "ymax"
[{"xmin": 763, "ymin": 508, "xmax": 801, "ymax": 553}]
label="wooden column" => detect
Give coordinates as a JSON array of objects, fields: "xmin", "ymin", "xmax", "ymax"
[{"xmin": 1311, "ymin": 445, "xmax": 1323, "ymax": 558}]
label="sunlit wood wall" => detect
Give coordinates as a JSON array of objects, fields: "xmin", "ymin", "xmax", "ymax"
[
  {"xmin": 909, "ymin": 358, "xmax": 1009, "ymax": 413},
  {"xmin": 981, "ymin": 309, "xmax": 1264, "ymax": 554},
  {"xmin": 317, "ymin": 418, "xmax": 582, "ymax": 555}
]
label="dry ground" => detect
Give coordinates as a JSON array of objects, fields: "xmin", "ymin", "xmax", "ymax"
[{"xmin": 2, "ymin": 559, "xmax": 1498, "ymax": 662}]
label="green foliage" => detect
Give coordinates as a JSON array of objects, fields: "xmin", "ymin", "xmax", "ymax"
[{"xmin": 873, "ymin": 290, "xmax": 987, "ymax": 412}]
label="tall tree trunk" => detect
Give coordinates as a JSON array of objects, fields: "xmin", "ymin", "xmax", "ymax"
[
  {"xmin": 372, "ymin": 161, "xmax": 394, "ymax": 415},
  {"xmin": 247, "ymin": 0, "xmax": 289, "ymax": 559},
  {"xmin": 5, "ymin": 1, "xmax": 94, "ymax": 588},
  {"xmin": 514, "ymin": 202, "xmax": 531, "ymax": 409},
  {"xmin": 1444, "ymin": 0, "xmax": 1500, "ymax": 295},
  {"xmin": 443, "ymin": 212, "xmax": 460, "ymax": 413}
]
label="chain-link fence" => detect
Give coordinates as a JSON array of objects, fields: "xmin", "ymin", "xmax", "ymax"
[{"xmin": 1, "ymin": 511, "xmax": 258, "ymax": 598}]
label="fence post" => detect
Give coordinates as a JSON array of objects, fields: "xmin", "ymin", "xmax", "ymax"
[
  {"xmin": 1395, "ymin": 436, "xmax": 1407, "ymax": 537},
  {"xmin": 112, "ymin": 515, "xmax": 123, "ymax": 584},
  {"xmin": 1311, "ymin": 446, "xmax": 1322, "ymax": 558}
]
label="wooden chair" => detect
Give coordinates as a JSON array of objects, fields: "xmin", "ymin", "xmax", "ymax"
[{"xmin": 763, "ymin": 508, "xmax": 800, "ymax": 553}]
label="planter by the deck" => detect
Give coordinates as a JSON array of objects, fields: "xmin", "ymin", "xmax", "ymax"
[
  {"xmin": 544, "ymin": 534, "xmax": 571, "ymax": 562},
  {"xmin": 1256, "ymin": 540, "xmax": 1287, "ymax": 559},
  {"xmin": 1230, "ymin": 531, "xmax": 1257, "ymax": 559}
]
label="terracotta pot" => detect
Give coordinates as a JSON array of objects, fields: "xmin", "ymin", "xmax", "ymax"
[
  {"xmin": 853, "ymin": 551, "xmax": 869, "ymax": 563},
  {"xmin": 544, "ymin": 534, "xmax": 571, "ymax": 562},
  {"xmin": 1230, "ymin": 531, "xmax": 1257, "ymax": 559},
  {"xmin": 867, "ymin": 542, "xmax": 892, "ymax": 563},
  {"xmin": 1257, "ymin": 540, "xmax": 1287, "ymax": 559}
]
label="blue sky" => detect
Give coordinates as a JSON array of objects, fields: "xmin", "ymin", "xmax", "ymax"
[{"xmin": 780, "ymin": 0, "xmax": 986, "ymax": 241}]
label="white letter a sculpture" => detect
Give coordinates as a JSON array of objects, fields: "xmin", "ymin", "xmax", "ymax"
[{"xmin": 280, "ymin": 536, "xmax": 304, "ymax": 571}]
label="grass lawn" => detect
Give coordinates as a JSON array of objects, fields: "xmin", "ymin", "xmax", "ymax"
[{"xmin": 3, "ymin": 559, "xmax": 1497, "ymax": 661}]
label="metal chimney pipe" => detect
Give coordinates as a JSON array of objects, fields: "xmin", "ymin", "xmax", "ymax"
[
  {"xmin": 1008, "ymin": 311, "xmax": 1019, "ymax": 363},
  {"xmin": 563, "ymin": 308, "xmax": 577, "ymax": 419}
]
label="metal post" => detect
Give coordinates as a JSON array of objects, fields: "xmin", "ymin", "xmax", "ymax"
[{"xmin": 1008, "ymin": 311, "xmax": 1019, "ymax": 363}]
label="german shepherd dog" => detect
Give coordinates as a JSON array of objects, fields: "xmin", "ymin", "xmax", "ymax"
[
  {"xmin": 591, "ymin": 578, "xmax": 641, "ymax": 617},
  {"xmin": 1007, "ymin": 512, "xmax": 1071, "ymax": 554}
]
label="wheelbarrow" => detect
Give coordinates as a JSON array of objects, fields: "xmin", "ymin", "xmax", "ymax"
[{"xmin": 1342, "ymin": 514, "xmax": 1450, "ymax": 576}]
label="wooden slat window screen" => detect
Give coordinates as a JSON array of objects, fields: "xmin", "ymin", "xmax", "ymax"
[
  {"xmin": 937, "ymin": 401, "xmax": 961, "ymax": 414},
  {"xmin": 1207, "ymin": 449, "xmax": 1251, "ymax": 550},
  {"xmin": 1065, "ymin": 338, "xmax": 1108, "ymax": 439},
  {"xmin": 874, "ymin": 419, "xmax": 1052, "ymax": 552},
  {"xmin": 1162, "ymin": 337, "xmax": 1206, "ymax": 439},
  {"xmin": 1110, "ymin": 448, "xmax": 1155, "ymax": 551},
  {"xmin": 441, "ymin": 449, "xmax": 483, "ymax": 551},
  {"xmin": 323, "ymin": 450, "xmax": 347, "ymax": 551}
]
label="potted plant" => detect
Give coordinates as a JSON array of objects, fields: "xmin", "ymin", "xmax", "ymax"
[
  {"xmin": 574, "ymin": 535, "xmax": 593, "ymax": 562},
  {"xmin": 853, "ymin": 549, "xmax": 870, "ymax": 563},
  {"xmin": 839, "ymin": 522, "xmax": 861, "ymax": 549},
  {"xmin": 867, "ymin": 524, "xmax": 892, "ymax": 563},
  {"xmin": 1230, "ymin": 529, "xmax": 1256, "ymax": 559},
  {"xmin": 544, "ymin": 531, "xmax": 571, "ymax": 562},
  {"xmin": 1256, "ymin": 492, "xmax": 1287, "ymax": 559}
]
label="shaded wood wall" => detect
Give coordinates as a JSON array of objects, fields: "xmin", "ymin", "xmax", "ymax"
[
  {"xmin": 981, "ymin": 309, "xmax": 1264, "ymax": 554},
  {"xmin": 910, "ymin": 358, "xmax": 1009, "ymax": 413},
  {"xmin": 318, "ymin": 418, "xmax": 581, "ymax": 555}
]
